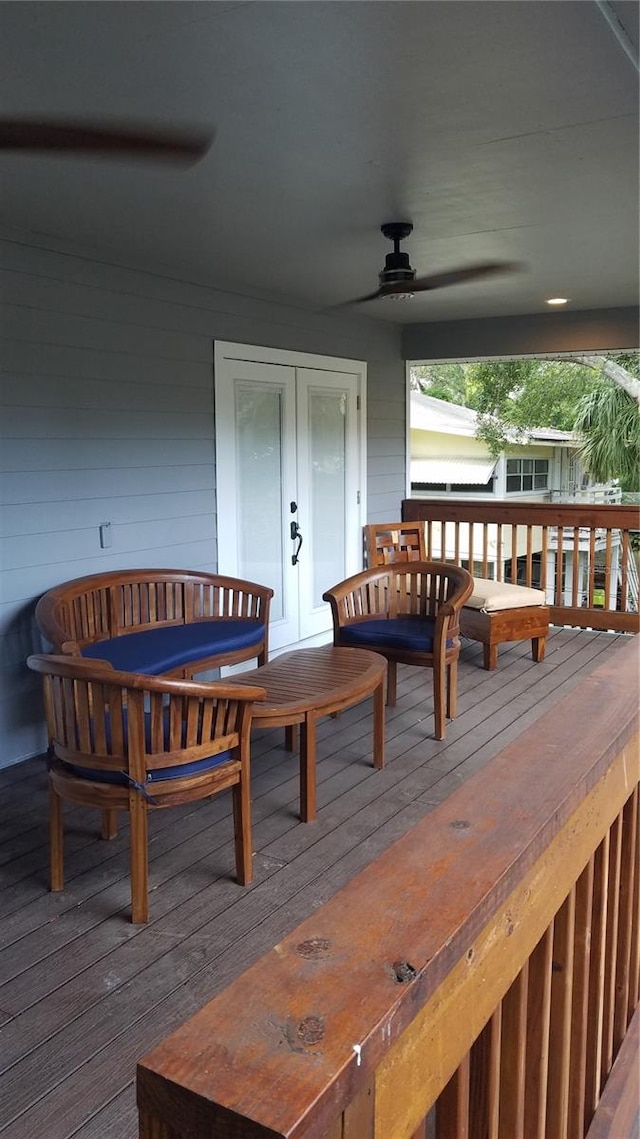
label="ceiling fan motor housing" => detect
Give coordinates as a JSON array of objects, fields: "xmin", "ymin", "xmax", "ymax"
[
  {"xmin": 379, "ymin": 249, "xmax": 416, "ymax": 286},
  {"xmin": 379, "ymin": 221, "xmax": 416, "ymax": 286}
]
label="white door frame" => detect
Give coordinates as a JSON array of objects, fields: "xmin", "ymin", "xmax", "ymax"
[{"xmin": 213, "ymin": 341, "xmax": 367, "ymax": 652}]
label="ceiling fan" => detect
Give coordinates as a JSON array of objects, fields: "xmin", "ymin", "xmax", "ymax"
[
  {"xmin": 0, "ymin": 118, "xmax": 213, "ymax": 165},
  {"xmin": 344, "ymin": 222, "xmax": 521, "ymax": 304}
]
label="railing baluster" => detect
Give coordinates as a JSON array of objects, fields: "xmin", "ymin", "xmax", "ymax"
[
  {"xmin": 470, "ymin": 1008, "xmax": 502, "ymax": 1139},
  {"xmin": 604, "ymin": 528, "xmax": 613, "ymax": 611},
  {"xmin": 510, "ymin": 524, "xmax": 518, "ymax": 585},
  {"xmin": 546, "ymin": 889, "xmax": 576, "ymax": 1138},
  {"xmin": 571, "ymin": 526, "xmax": 580, "ymax": 607},
  {"xmin": 602, "ymin": 812, "xmax": 623, "ymax": 1086},
  {"xmin": 524, "ymin": 926, "xmax": 553, "ymax": 1139},
  {"xmin": 436, "ymin": 1053, "xmax": 471, "ymax": 1139},
  {"xmin": 526, "ymin": 524, "xmax": 533, "ymax": 586},
  {"xmin": 585, "ymin": 834, "xmax": 610, "ymax": 1126},
  {"xmin": 588, "ymin": 529, "xmax": 596, "ymax": 609},
  {"xmin": 540, "ymin": 525, "xmax": 548, "ymax": 595},
  {"xmin": 629, "ymin": 785, "xmax": 640, "ymax": 1017},
  {"xmin": 568, "ymin": 859, "xmax": 595, "ymax": 1139},
  {"xmin": 499, "ymin": 961, "xmax": 529, "ymax": 1138},
  {"xmin": 555, "ymin": 526, "xmax": 564, "ymax": 605},
  {"xmin": 342, "ymin": 1078, "xmax": 375, "ymax": 1137},
  {"xmin": 614, "ymin": 788, "xmax": 638, "ymax": 1050},
  {"xmin": 619, "ymin": 530, "xmax": 630, "ymax": 611},
  {"xmin": 482, "ymin": 522, "xmax": 490, "ymax": 578}
]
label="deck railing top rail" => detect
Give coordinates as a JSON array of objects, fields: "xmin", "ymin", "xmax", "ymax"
[
  {"xmin": 403, "ymin": 498, "xmax": 640, "ymax": 528},
  {"xmin": 138, "ymin": 637, "xmax": 639, "ymax": 1139}
]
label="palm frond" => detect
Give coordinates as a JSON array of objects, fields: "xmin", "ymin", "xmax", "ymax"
[{"xmin": 573, "ymin": 385, "xmax": 640, "ymax": 489}]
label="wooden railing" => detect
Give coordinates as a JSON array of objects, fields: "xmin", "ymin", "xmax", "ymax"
[
  {"xmin": 137, "ymin": 637, "xmax": 639, "ymax": 1139},
  {"xmin": 402, "ymin": 499, "xmax": 640, "ymax": 634}
]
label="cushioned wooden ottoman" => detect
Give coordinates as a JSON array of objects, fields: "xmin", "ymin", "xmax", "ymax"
[{"xmin": 460, "ymin": 578, "xmax": 550, "ymax": 671}]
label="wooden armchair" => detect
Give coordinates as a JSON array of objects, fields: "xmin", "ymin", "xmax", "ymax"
[
  {"xmin": 365, "ymin": 522, "xmax": 550, "ymax": 671},
  {"xmin": 323, "ymin": 562, "xmax": 473, "ymax": 740},
  {"xmin": 27, "ymin": 654, "xmax": 266, "ymax": 923}
]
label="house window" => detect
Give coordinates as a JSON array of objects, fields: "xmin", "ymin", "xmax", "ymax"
[{"xmin": 506, "ymin": 458, "xmax": 549, "ymax": 493}]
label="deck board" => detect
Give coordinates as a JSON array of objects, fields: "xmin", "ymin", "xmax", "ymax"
[{"xmin": 0, "ymin": 628, "xmax": 630, "ymax": 1138}]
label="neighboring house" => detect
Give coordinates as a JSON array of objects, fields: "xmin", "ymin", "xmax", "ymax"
[
  {"xmin": 409, "ymin": 391, "xmax": 611, "ymax": 503},
  {"xmin": 409, "ymin": 392, "xmax": 636, "ymax": 609}
]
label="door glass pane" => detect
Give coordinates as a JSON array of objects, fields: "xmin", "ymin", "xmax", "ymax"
[
  {"xmin": 309, "ymin": 390, "xmax": 346, "ymax": 607},
  {"xmin": 235, "ymin": 385, "xmax": 285, "ymax": 621}
]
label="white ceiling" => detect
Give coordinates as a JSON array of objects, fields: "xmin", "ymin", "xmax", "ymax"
[{"xmin": 1, "ymin": 0, "xmax": 638, "ymax": 324}]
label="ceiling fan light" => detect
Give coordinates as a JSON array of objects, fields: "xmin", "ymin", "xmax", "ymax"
[
  {"xmin": 546, "ymin": 297, "xmax": 569, "ymax": 305},
  {"xmin": 386, "ymin": 291, "xmax": 415, "ymax": 301}
]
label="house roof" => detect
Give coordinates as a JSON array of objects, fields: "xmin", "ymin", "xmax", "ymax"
[
  {"xmin": 0, "ymin": 1, "xmax": 638, "ymax": 324},
  {"xmin": 410, "ymin": 391, "xmax": 576, "ymax": 446},
  {"xmin": 411, "ymin": 393, "xmax": 479, "ymax": 437}
]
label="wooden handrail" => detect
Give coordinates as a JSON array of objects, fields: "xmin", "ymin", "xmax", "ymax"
[
  {"xmin": 403, "ymin": 499, "xmax": 640, "ymax": 634},
  {"xmin": 137, "ymin": 637, "xmax": 639, "ymax": 1139}
]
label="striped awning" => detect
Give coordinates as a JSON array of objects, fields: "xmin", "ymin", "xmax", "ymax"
[{"xmin": 411, "ymin": 457, "xmax": 497, "ymax": 485}]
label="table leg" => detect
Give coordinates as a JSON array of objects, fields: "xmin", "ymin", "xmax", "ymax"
[
  {"xmin": 299, "ymin": 714, "xmax": 317, "ymax": 823},
  {"xmin": 373, "ymin": 677, "xmax": 385, "ymax": 769},
  {"xmin": 285, "ymin": 724, "xmax": 299, "ymax": 753}
]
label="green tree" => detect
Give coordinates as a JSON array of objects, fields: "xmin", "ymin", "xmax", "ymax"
[
  {"xmin": 571, "ymin": 354, "xmax": 640, "ymax": 492},
  {"xmin": 410, "ymin": 362, "xmax": 467, "ymax": 404},
  {"xmin": 411, "ymin": 353, "xmax": 640, "ymax": 490}
]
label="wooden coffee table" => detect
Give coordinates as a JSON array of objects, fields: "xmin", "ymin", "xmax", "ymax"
[{"xmin": 234, "ymin": 645, "xmax": 386, "ymax": 822}]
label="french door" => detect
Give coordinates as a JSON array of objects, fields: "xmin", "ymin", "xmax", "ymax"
[{"xmin": 214, "ymin": 344, "xmax": 366, "ymax": 653}]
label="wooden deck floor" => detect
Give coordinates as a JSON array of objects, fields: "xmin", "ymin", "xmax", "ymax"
[{"xmin": 0, "ymin": 627, "xmax": 630, "ymax": 1138}]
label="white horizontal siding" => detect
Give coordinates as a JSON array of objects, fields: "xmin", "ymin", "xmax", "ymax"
[
  {"xmin": 1, "ymin": 537, "xmax": 217, "ymax": 623},
  {"xmin": 0, "ymin": 231, "xmax": 405, "ymax": 766},
  {"xmin": 2, "ymin": 436, "xmax": 214, "ymax": 470},
  {"xmin": 2, "ymin": 336, "xmax": 213, "ymax": 387},
  {"xmin": 1, "ymin": 464, "xmax": 215, "ymax": 504},
  {"xmin": 1, "ymin": 404, "xmax": 211, "ymax": 437},
  {"xmin": 1, "ymin": 489, "xmax": 214, "ymax": 537}
]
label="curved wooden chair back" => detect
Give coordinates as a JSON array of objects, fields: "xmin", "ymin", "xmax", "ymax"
[
  {"xmin": 27, "ymin": 654, "xmax": 266, "ymax": 923},
  {"xmin": 34, "ymin": 568, "xmax": 273, "ymax": 673},
  {"xmin": 364, "ymin": 522, "xmax": 426, "ymax": 568},
  {"xmin": 323, "ymin": 562, "xmax": 473, "ymax": 739}
]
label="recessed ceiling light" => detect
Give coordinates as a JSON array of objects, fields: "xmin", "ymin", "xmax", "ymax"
[{"xmin": 546, "ymin": 297, "xmax": 569, "ymax": 305}]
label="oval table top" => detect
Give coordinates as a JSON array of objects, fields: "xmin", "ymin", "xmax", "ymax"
[{"xmin": 232, "ymin": 644, "xmax": 386, "ymax": 724}]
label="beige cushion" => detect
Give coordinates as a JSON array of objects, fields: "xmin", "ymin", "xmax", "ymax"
[{"xmin": 465, "ymin": 577, "xmax": 546, "ymax": 613}]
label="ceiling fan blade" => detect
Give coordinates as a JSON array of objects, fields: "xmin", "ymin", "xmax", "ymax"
[
  {"xmin": 0, "ymin": 119, "xmax": 213, "ymax": 164},
  {"xmin": 335, "ymin": 287, "xmax": 389, "ymax": 306},
  {"xmin": 339, "ymin": 262, "xmax": 524, "ymax": 306},
  {"xmin": 409, "ymin": 261, "xmax": 523, "ymax": 292}
]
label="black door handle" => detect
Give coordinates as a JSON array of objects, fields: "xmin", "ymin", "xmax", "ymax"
[{"xmin": 290, "ymin": 521, "xmax": 303, "ymax": 565}]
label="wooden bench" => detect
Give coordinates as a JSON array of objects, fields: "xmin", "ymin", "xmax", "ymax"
[
  {"xmin": 365, "ymin": 523, "xmax": 550, "ymax": 671},
  {"xmin": 35, "ymin": 568, "xmax": 274, "ymax": 678}
]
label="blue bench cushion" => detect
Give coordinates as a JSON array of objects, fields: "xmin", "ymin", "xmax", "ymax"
[
  {"xmin": 81, "ymin": 619, "xmax": 264, "ymax": 675},
  {"xmin": 340, "ymin": 616, "xmax": 453, "ymax": 653},
  {"xmin": 63, "ymin": 706, "xmax": 234, "ymax": 787},
  {"xmin": 65, "ymin": 749, "xmax": 233, "ymax": 787}
]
